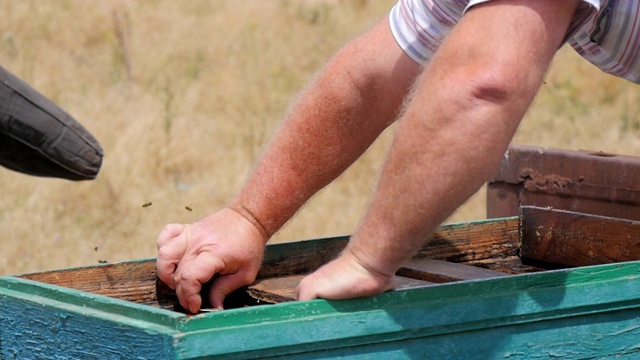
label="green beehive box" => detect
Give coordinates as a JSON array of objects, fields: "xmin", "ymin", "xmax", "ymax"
[{"xmin": 2, "ymin": 207, "xmax": 640, "ymax": 359}]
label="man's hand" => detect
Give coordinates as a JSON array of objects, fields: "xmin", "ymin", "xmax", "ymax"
[
  {"xmin": 156, "ymin": 208, "xmax": 267, "ymax": 313},
  {"xmin": 296, "ymin": 250, "xmax": 394, "ymax": 300}
]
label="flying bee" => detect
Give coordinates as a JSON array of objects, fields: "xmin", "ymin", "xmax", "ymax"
[
  {"xmin": 142, "ymin": 202, "xmax": 153, "ymax": 208},
  {"xmin": 185, "ymin": 206, "xmax": 193, "ymax": 212}
]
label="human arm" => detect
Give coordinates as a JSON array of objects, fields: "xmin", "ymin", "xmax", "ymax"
[
  {"xmin": 296, "ymin": 0, "xmax": 581, "ymax": 300},
  {"xmin": 155, "ymin": 17, "xmax": 422, "ymax": 313}
]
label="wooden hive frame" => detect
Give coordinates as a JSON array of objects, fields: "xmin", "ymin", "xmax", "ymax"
[
  {"xmin": 3, "ymin": 206, "xmax": 640, "ymax": 359},
  {"xmin": 4, "ymin": 144, "xmax": 640, "ymax": 358}
]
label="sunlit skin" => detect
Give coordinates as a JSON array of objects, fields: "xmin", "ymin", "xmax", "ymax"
[{"xmin": 157, "ymin": 0, "xmax": 580, "ymax": 313}]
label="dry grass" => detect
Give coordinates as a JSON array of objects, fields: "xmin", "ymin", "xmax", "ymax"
[{"xmin": 0, "ymin": 0, "xmax": 638, "ymax": 275}]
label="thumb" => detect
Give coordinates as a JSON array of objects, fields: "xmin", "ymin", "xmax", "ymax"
[
  {"xmin": 156, "ymin": 223, "xmax": 186, "ymax": 250},
  {"xmin": 295, "ymin": 275, "xmax": 318, "ymax": 301},
  {"xmin": 208, "ymin": 272, "xmax": 255, "ymax": 309}
]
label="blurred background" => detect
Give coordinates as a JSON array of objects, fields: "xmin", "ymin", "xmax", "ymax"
[{"xmin": 1, "ymin": 0, "xmax": 638, "ymax": 275}]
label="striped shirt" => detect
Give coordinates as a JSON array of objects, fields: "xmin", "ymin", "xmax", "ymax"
[{"xmin": 389, "ymin": 0, "xmax": 640, "ymax": 84}]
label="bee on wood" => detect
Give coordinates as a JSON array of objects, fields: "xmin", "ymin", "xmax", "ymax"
[
  {"xmin": 142, "ymin": 202, "xmax": 153, "ymax": 208},
  {"xmin": 185, "ymin": 206, "xmax": 193, "ymax": 212},
  {"xmin": 93, "ymin": 246, "xmax": 99, "ymax": 252},
  {"xmin": 98, "ymin": 259, "xmax": 108, "ymax": 264}
]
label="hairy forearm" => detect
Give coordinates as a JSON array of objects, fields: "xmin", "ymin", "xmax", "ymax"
[
  {"xmin": 230, "ymin": 72, "xmax": 384, "ymax": 238},
  {"xmin": 344, "ymin": 0, "xmax": 579, "ymax": 276},
  {"xmin": 347, "ymin": 86, "xmax": 529, "ymax": 276},
  {"xmin": 229, "ymin": 19, "xmax": 420, "ymax": 238}
]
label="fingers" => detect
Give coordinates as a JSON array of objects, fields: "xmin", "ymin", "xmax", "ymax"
[
  {"xmin": 208, "ymin": 271, "xmax": 256, "ymax": 309},
  {"xmin": 295, "ymin": 254, "xmax": 395, "ymax": 301},
  {"xmin": 295, "ymin": 275, "xmax": 318, "ymax": 301},
  {"xmin": 174, "ymin": 251, "xmax": 224, "ymax": 314},
  {"xmin": 156, "ymin": 224, "xmax": 189, "ymax": 289},
  {"xmin": 155, "ymin": 209, "xmax": 267, "ymax": 313},
  {"xmin": 156, "ymin": 223, "xmax": 185, "ymax": 250}
]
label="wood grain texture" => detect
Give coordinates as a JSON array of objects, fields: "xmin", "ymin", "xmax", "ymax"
[
  {"xmin": 6, "ymin": 209, "xmax": 640, "ymax": 358},
  {"xmin": 0, "ymin": 276, "xmax": 180, "ymax": 359},
  {"xmin": 488, "ymin": 145, "xmax": 640, "ymax": 221},
  {"xmin": 246, "ymin": 274, "xmax": 435, "ymax": 304},
  {"xmin": 520, "ymin": 206, "xmax": 640, "ymax": 267},
  {"xmin": 397, "ymin": 259, "xmax": 509, "ymax": 283},
  {"xmin": 6, "ymin": 260, "xmax": 640, "ymax": 359},
  {"xmin": 13, "ymin": 217, "xmax": 520, "ymax": 311},
  {"xmin": 247, "ymin": 274, "xmax": 303, "ymax": 303},
  {"xmin": 417, "ymin": 217, "xmax": 520, "ymax": 263},
  {"xmin": 17, "ymin": 259, "xmax": 175, "ymax": 309}
]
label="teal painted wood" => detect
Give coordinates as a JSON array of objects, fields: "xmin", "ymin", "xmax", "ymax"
[
  {"xmin": 2, "ymin": 260, "xmax": 640, "ymax": 359},
  {"xmin": 0, "ymin": 276, "xmax": 181, "ymax": 359}
]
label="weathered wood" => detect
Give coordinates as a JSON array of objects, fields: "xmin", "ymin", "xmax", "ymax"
[
  {"xmin": 257, "ymin": 236, "xmax": 349, "ymax": 278},
  {"xmin": 246, "ymin": 274, "xmax": 435, "ymax": 304},
  {"xmin": 3, "ymin": 212, "xmax": 640, "ymax": 358},
  {"xmin": 397, "ymin": 259, "xmax": 509, "ymax": 283},
  {"xmin": 416, "ymin": 217, "xmax": 519, "ymax": 263},
  {"xmin": 18, "ymin": 260, "xmax": 168, "ymax": 308},
  {"xmin": 258, "ymin": 216, "xmax": 520, "ymax": 279},
  {"xmin": 4, "ymin": 260, "xmax": 640, "ymax": 359},
  {"xmin": 520, "ymin": 206, "xmax": 640, "ymax": 267},
  {"xmin": 14, "ymin": 216, "xmax": 520, "ymax": 311},
  {"xmin": 488, "ymin": 145, "xmax": 640, "ymax": 221},
  {"xmin": 247, "ymin": 274, "xmax": 303, "ymax": 303}
]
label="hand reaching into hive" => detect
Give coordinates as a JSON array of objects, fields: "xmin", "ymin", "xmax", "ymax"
[
  {"xmin": 296, "ymin": 249, "xmax": 395, "ymax": 301},
  {"xmin": 156, "ymin": 0, "xmax": 585, "ymax": 309},
  {"xmin": 156, "ymin": 208, "xmax": 267, "ymax": 313}
]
